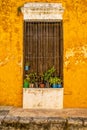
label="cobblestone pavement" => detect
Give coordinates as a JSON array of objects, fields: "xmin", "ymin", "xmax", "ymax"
[{"xmin": 0, "ymin": 106, "xmax": 87, "ymax": 130}]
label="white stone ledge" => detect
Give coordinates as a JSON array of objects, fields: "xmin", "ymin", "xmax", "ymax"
[{"xmin": 23, "ymin": 88, "xmax": 63, "ymax": 109}]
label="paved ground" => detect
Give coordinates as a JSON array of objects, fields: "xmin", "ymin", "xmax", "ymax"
[
  {"xmin": 0, "ymin": 106, "xmax": 87, "ymax": 129},
  {"xmin": 0, "ymin": 106, "xmax": 87, "ymax": 118}
]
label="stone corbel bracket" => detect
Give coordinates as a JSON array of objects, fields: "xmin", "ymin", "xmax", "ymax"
[{"xmin": 21, "ymin": 3, "xmax": 64, "ymax": 20}]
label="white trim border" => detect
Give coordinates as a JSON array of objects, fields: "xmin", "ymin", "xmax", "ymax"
[{"xmin": 21, "ymin": 3, "xmax": 64, "ymax": 20}]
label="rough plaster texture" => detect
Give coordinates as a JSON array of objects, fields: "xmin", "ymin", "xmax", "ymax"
[
  {"xmin": 23, "ymin": 88, "xmax": 63, "ymax": 109},
  {"xmin": 0, "ymin": 0, "xmax": 87, "ymax": 107}
]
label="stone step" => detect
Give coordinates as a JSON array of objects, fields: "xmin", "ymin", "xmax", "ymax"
[{"xmin": 0, "ymin": 106, "xmax": 87, "ymax": 130}]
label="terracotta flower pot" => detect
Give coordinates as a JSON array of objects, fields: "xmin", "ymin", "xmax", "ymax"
[{"xmin": 39, "ymin": 83, "xmax": 45, "ymax": 88}]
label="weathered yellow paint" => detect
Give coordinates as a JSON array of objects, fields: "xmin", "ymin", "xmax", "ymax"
[{"xmin": 0, "ymin": 0, "xmax": 87, "ymax": 107}]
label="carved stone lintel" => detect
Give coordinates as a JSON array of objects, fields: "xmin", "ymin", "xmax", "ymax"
[{"xmin": 21, "ymin": 3, "xmax": 64, "ymax": 20}]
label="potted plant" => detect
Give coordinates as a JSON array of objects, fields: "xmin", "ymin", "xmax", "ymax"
[
  {"xmin": 43, "ymin": 66, "xmax": 55, "ymax": 88},
  {"xmin": 24, "ymin": 62, "xmax": 30, "ymax": 71},
  {"xmin": 49, "ymin": 76, "xmax": 62, "ymax": 88},
  {"xmin": 57, "ymin": 78, "xmax": 62, "ymax": 88},
  {"xmin": 23, "ymin": 78, "xmax": 30, "ymax": 88},
  {"xmin": 34, "ymin": 74, "xmax": 39, "ymax": 88},
  {"xmin": 39, "ymin": 74, "xmax": 45, "ymax": 88},
  {"xmin": 28, "ymin": 72, "xmax": 36, "ymax": 88}
]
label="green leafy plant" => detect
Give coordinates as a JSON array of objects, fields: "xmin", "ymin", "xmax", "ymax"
[
  {"xmin": 43, "ymin": 66, "xmax": 56, "ymax": 82},
  {"xmin": 24, "ymin": 74, "xmax": 30, "ymax": 82},
  {"xmin": 28, "ymin": 72, "xmax": 37, "ymax": 83},
  {"xmin": 49, "ymin": 77, "xmax": 62, "ymax": 85},
  {"xmin": 17, "ymin": 5, "xmax": 23, "ymax": 16}
]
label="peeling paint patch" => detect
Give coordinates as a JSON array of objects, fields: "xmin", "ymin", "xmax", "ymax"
[
  {"xmin": 65, "ymin": 45, "xmax": 87, "ymax": 67},
  {"xmin": 81, "ymin": 46, "xmax": 87, "ymax": 58},
  {"xmin": 65, "ymin": 48, "xmax": 75, "ymax": 59}
]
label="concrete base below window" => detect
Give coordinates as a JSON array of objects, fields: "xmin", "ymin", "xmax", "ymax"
[{"xmin": 23, "ymin": 88, "xmax": 63, "ymax": 109}]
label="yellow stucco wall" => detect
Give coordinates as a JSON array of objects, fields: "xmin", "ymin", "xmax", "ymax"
[{"xmin": 0, "ymin": 0, "xmax": 87, "ymax": 107}]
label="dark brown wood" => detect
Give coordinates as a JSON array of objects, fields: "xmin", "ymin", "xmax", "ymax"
[
  {"xmin": 59, "ymin": 21, "xmax": 63, "ymax": 79},
  {"xmin": 24, "ymin": 21, "xmax": 63, "ymax": 80}
]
